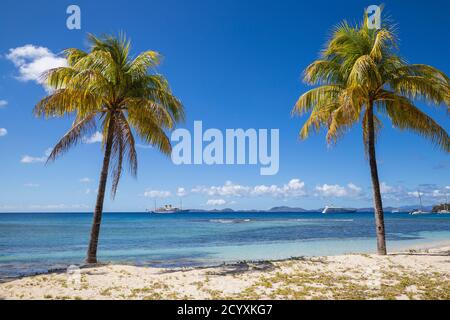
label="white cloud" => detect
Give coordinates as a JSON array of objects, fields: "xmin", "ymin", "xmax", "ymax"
[
  {"xmin": 378, "ymin": 182, "xmax": 406, "ymax": 201},
  {"xmin": 20, "ymin": 155, "xmax": 46, "ymax": 163},
  {"xmin": 79, "ymin": 177, "xmax": 92, "ymax": 183},
  {"xmin": 143, "ymin": 190, "xmax": 171, "ymax": 198},
  {"xmin": 0, "ymin": 128, "xmax": 7, "ymax": 137},
  {"xmin": 176, "ymin": 187, "xmax": 188, "ymax": 197},
  {"xmin": 206, "ymin": 199, "xmax": 227, "ymax": 206},
  {"xmin": 20, "ymin": 148, "xmax": 52, "ymax": 164},
  {"xmin": 407, "ymin": 191, "xmax": 424, "ymax": 198},
  {"xmin": 24, "ymin": 183, "xmax": 39, "ymax": 188},
  {"xmin": 6, "ymin": 45, "xmax": 67, "ymax": 87},
  {"xmin": 315, "ymin": 183, "xmax": 363, "ymax": 198},
  {"xmin": 347, "ymin": 183, "xmax": 362, "ymax": 194},
  {"xmin": 377, "ymin": 182, "xmax": 449, "ymax": 203},
  {"xmin": 380, "ymin": 182, "xmax": 394, "ymax": 194},
  {"xmin": 191, "ymin": 179, "xmax": 307, "ymax": 199},
  {"xmin": 28, "ymin": 204, "xmax": 89, "ymax": 210},
  {"xmin": 315, "ymin": 184, "xmax": 346, "ymax": 197},
  {"xmin": 83, "ymin": 131, "xmax": 103, "ymax": 144},
  {"xmin": 192, "ymin": 180, "xmax": 250, "ymax": 197},
  {"xmin": 252, "ymin": 179, "xmax": 307, "ymax": 198},
  {"xmin": 0, "ymin": 100, "xmax": 8, "ymax": 108}
]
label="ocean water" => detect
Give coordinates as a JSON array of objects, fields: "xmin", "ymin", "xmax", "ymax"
[{"xmin": 1, "ymin": 212, "xmax": 450, "ymax": 279}]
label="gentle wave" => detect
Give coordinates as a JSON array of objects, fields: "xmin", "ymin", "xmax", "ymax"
[
  {"xmin": 295, "ymin": 218, "xmax": 354, "ymax": 222},
  {"xmin": 208, "ymin": 219, "xmax": 251, "ymax": 224}
]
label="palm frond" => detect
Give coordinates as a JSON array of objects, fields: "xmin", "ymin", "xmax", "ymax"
[
  {"xmin": 292, "ymin": 85, "xmax": 342, "ymax": 116},
  {"xmin": 377, "ymin": 91, "xmax": 449, "ymax": 152},
  {"xmin": 47, "ymin": 114, "xmax": 96, "ymax": 162},
  {"xmin": 37, "ymin": 33, "xmax": 184, "ymax": 197}
]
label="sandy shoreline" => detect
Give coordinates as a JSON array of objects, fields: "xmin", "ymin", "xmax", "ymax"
[{"xmin": 1, "ymin": 244, "xmax": 450, "ymax": 300}]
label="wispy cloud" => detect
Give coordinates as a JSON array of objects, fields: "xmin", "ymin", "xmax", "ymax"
[
  {"xmin": 192, "ymin": 181, "xmax": 250, "ymax": 197},
  {"xmin": 0, "ymin": 203, "xmax": 89, "ymax": 212},
  {"xmin": 82, "ymin": 131, "xmax": 103, "ymax": 144},
  {"xmin": 79, "ymin": 177, "xmax": 92, "ymax": 183},
  {"xmin": 24, "ymin": 183, "xmax": 40, "ymax": 188},
  {"xmin": 6, "ymin": 45, "xmax": 67, "ymax": 89},
  {"xmin": 0, "ymin": 128, "xmax": 7, "ymax": 137},
  {"xmin": 176, "ymin": 187, "xmax": 188, "ymax": 197},
  {"xmin": 28, "ymin": 204, "xmax": 89, "ymax": 210},
  {"xmin": 433, "ymin": 161, "xmax": 449, "ymax": 170},
  {"xmin": 20, "ymin": 148, "xmax": 51, "ymax": 164},
  {"xmin": 380, "ymin": 182, "xmax": 449, "ymax": 203},
  {"xmin": 206, "ymin": 199, "xmax": 227, "ymax": 206},
  {"xmin": 143, "ymin": 190, "xmax": 172, "ymax": 198},
  {"xmin": 0, "ymin": 100, "xmax": 8, "ymax": 108}
]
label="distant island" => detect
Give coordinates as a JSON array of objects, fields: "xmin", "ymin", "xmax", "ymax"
[{"xmin": 181, "ymin": 205, "xmax": 435, "ymax": 213}]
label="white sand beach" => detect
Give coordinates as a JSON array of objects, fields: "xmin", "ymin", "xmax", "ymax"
[{"xmin": 1, "ymin": 245, "xmax": 449, "ymax": 300}]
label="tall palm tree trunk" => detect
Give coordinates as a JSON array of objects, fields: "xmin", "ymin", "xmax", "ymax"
[
  {"xmin": 367, "ymin": 103, "xmax": 387, "ymax": 255},
  {"xmin": 86, "ymin": 116, "xmax": 115, "ymax": 264}
]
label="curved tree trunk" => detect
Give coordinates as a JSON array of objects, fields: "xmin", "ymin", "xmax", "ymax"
[
  {"xmin": 86, "ymin": 115, "xmax": 115, "ymax": 264},
  {"xmin": 367, "ymin": 103, "xmax": 387, "ymax": 255}
]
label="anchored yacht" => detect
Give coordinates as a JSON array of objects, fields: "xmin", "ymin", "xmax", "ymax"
[{"xmin": 322, "ymin": 205, "xmax": 357, "ymax": 214}]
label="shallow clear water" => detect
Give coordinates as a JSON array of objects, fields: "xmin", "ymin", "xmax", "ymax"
[{"xmin": 1, "ymin": 212, "xmax": 450, "ymax": 279}]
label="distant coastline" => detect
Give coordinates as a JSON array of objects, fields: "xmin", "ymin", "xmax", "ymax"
[
  {"xmin": 180, "ymin": 205, "xmax": 434, "ymax": 214},
  {"xmin": 0, "ymin": 204, "xmax": 437, "ymax": 214}
]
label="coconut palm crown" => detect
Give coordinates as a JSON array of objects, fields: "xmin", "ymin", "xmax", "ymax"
[
  {"xmin": 34, "ymin": 34, "xmax": 184, "ymax": 262},
  {"xmin": 292, "ymin": 12, "xmax": 449, "ymax": 254}
]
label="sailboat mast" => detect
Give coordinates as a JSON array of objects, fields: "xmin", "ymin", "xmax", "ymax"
[{"xmin": 418, "ymin": 190, "xmax": 423, "ymax": 211}]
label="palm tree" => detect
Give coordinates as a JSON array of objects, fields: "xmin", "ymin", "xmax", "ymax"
[
  {"xmin": 292, "ymin": 12, "xmax": 449, "ymax": 255},
  {"xmin": 34, "ymin": 34, "xmax": 184, "ymax": 263}
]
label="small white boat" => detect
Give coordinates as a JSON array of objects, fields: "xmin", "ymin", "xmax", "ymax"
[
  {"xmin": 409, "ymin": 209, "xmax": 431, "ymax": 215},
  {"xmin": 409, "ymin": 191, "xmax": 430, "ymax": 215},
  {"xmin": 436, "ymin": 195, "xmax": 449, "ymax": 214}
]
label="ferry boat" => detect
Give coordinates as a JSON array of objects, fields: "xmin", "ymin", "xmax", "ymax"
[
  {"xmin": 322, "ymin": 205, "xmax": 357, "ymax": 214},
  {"xmin": 147, "ymin": 201, "xmax": 188, "ymax": 214}
]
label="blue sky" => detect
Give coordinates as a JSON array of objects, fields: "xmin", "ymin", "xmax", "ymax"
[{"xmin": 0, "ymin": 0, "xmax": 448, "ymax": 212}]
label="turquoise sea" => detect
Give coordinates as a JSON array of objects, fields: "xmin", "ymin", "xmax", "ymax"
[{"xmin": 1, "ymin": 212, "xmax": 450, "ymax": 279}]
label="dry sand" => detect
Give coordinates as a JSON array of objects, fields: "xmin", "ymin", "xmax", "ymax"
[{"xmin": 1, "ymin": 246, "xmax": 449, "ymax": 300}]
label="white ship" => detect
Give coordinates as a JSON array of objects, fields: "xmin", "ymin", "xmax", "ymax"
[
  {"xmin": 322, "ymin": 205, "xmax": 357, "ymax": 214},
  {"xmin": 147, "ymin": 201, "xmax": 188, "ymax": 214}
]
